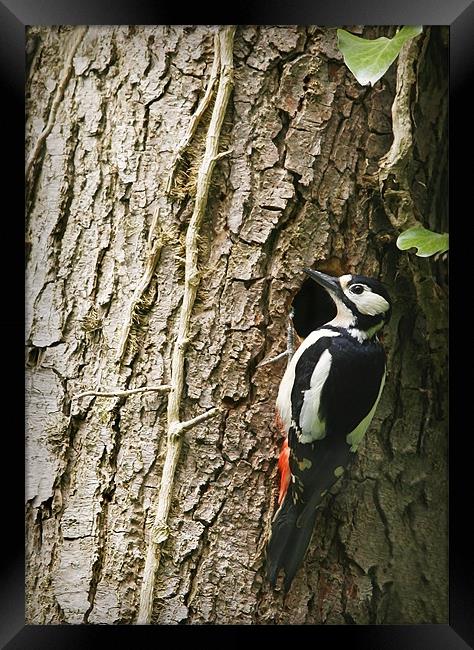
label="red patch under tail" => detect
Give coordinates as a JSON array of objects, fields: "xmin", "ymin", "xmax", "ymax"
[
  {"xmin": 277, "ymin": 437, "xmax": 291, "ymax": 505},
  {"xmin": 274, "ymin": 411, "xmax": 291, "ymax": 505}
]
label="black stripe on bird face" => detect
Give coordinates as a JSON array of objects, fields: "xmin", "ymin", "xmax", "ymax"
[
  {"xmin": 335, "ymin": 276, "xmax": 391, "ymax": 331},
  {"xmin": 304, "ymin": 269, "xmax": 392, "ymax": 330},
  {"xmin": 342, "ymin": 283, "xmax": 390, "ymax": 316}
]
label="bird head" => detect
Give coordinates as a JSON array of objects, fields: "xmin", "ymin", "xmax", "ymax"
[{"xmin": 304, "ymin": 268, "xmax": 392, "ymax": 337}]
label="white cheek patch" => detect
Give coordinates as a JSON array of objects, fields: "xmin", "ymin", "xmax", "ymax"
[
  {"xmin": 343, "ymin": 286, "xmax": 390, "ymax": 316},
  {"xmin": 354, "ymin": 292, "xmax": 390, "ymax": 316}
]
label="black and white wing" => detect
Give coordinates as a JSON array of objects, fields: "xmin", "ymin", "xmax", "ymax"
[{"xmin": 268, "ymin": 330, "xmax": 386, "ymax": 589}]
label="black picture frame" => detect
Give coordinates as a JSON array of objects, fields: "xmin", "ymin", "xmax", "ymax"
[{"xmin": 4, "ymin": 0, "xmax": 470, "ymax": 646}]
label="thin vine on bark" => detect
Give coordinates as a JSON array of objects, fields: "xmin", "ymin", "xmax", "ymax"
[{"xmin": 137, "ymin": 26, "xmax": 236, "ymax": 625}]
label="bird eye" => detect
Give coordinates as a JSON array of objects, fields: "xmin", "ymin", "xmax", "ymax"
[{"xmin": 350, "ymin": 284, "xmax": 364, "ymax": 295}]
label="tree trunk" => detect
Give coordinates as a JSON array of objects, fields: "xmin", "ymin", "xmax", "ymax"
[{"xmin": 26, "ymin": 25, "xmax": 448, "ymax": 625}]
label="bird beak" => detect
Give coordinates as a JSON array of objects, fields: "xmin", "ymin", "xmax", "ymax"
[{"xmin": 303, "ymin": 268, "xmax": 341, "ymax": 294}]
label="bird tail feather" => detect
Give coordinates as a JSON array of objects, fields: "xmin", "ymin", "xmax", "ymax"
[{"xmin": 266, "ymin": 489, "xmax": 318, "ymax": 591}]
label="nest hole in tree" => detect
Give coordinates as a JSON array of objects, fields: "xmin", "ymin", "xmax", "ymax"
[{"xmin": 292, "ymin": 278, "xmax": 336, "ymax": 338}]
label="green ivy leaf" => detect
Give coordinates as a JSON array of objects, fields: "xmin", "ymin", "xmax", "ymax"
[
  {"xmin": 396, "ymin": 226, "xmax": 449, "ymax": 257},
  {"xmin": 337, "ymin": 26, "xmax": 423, "ymax": 86}
]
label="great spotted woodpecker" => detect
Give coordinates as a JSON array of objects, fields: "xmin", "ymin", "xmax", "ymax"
[{"xmin": 266, "ymin": 269, "xmax": 391, "ymax": 591}]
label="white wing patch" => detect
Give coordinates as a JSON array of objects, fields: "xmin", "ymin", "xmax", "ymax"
[
  {"xmin": 299, "ymin": 349, "xmax": 332, "ymax": 443},
  {"xmin": 276, "ymin": 329, "xmax": 339, "ymax": 433},
  {"xmin": 346, "ymin": 371, "xmax": 386, "ymax": 451}
]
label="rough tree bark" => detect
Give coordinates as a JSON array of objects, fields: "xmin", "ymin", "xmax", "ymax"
[{"xmin": 25, "ymin": 25, "xmax": 448, "ymax": 624}]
